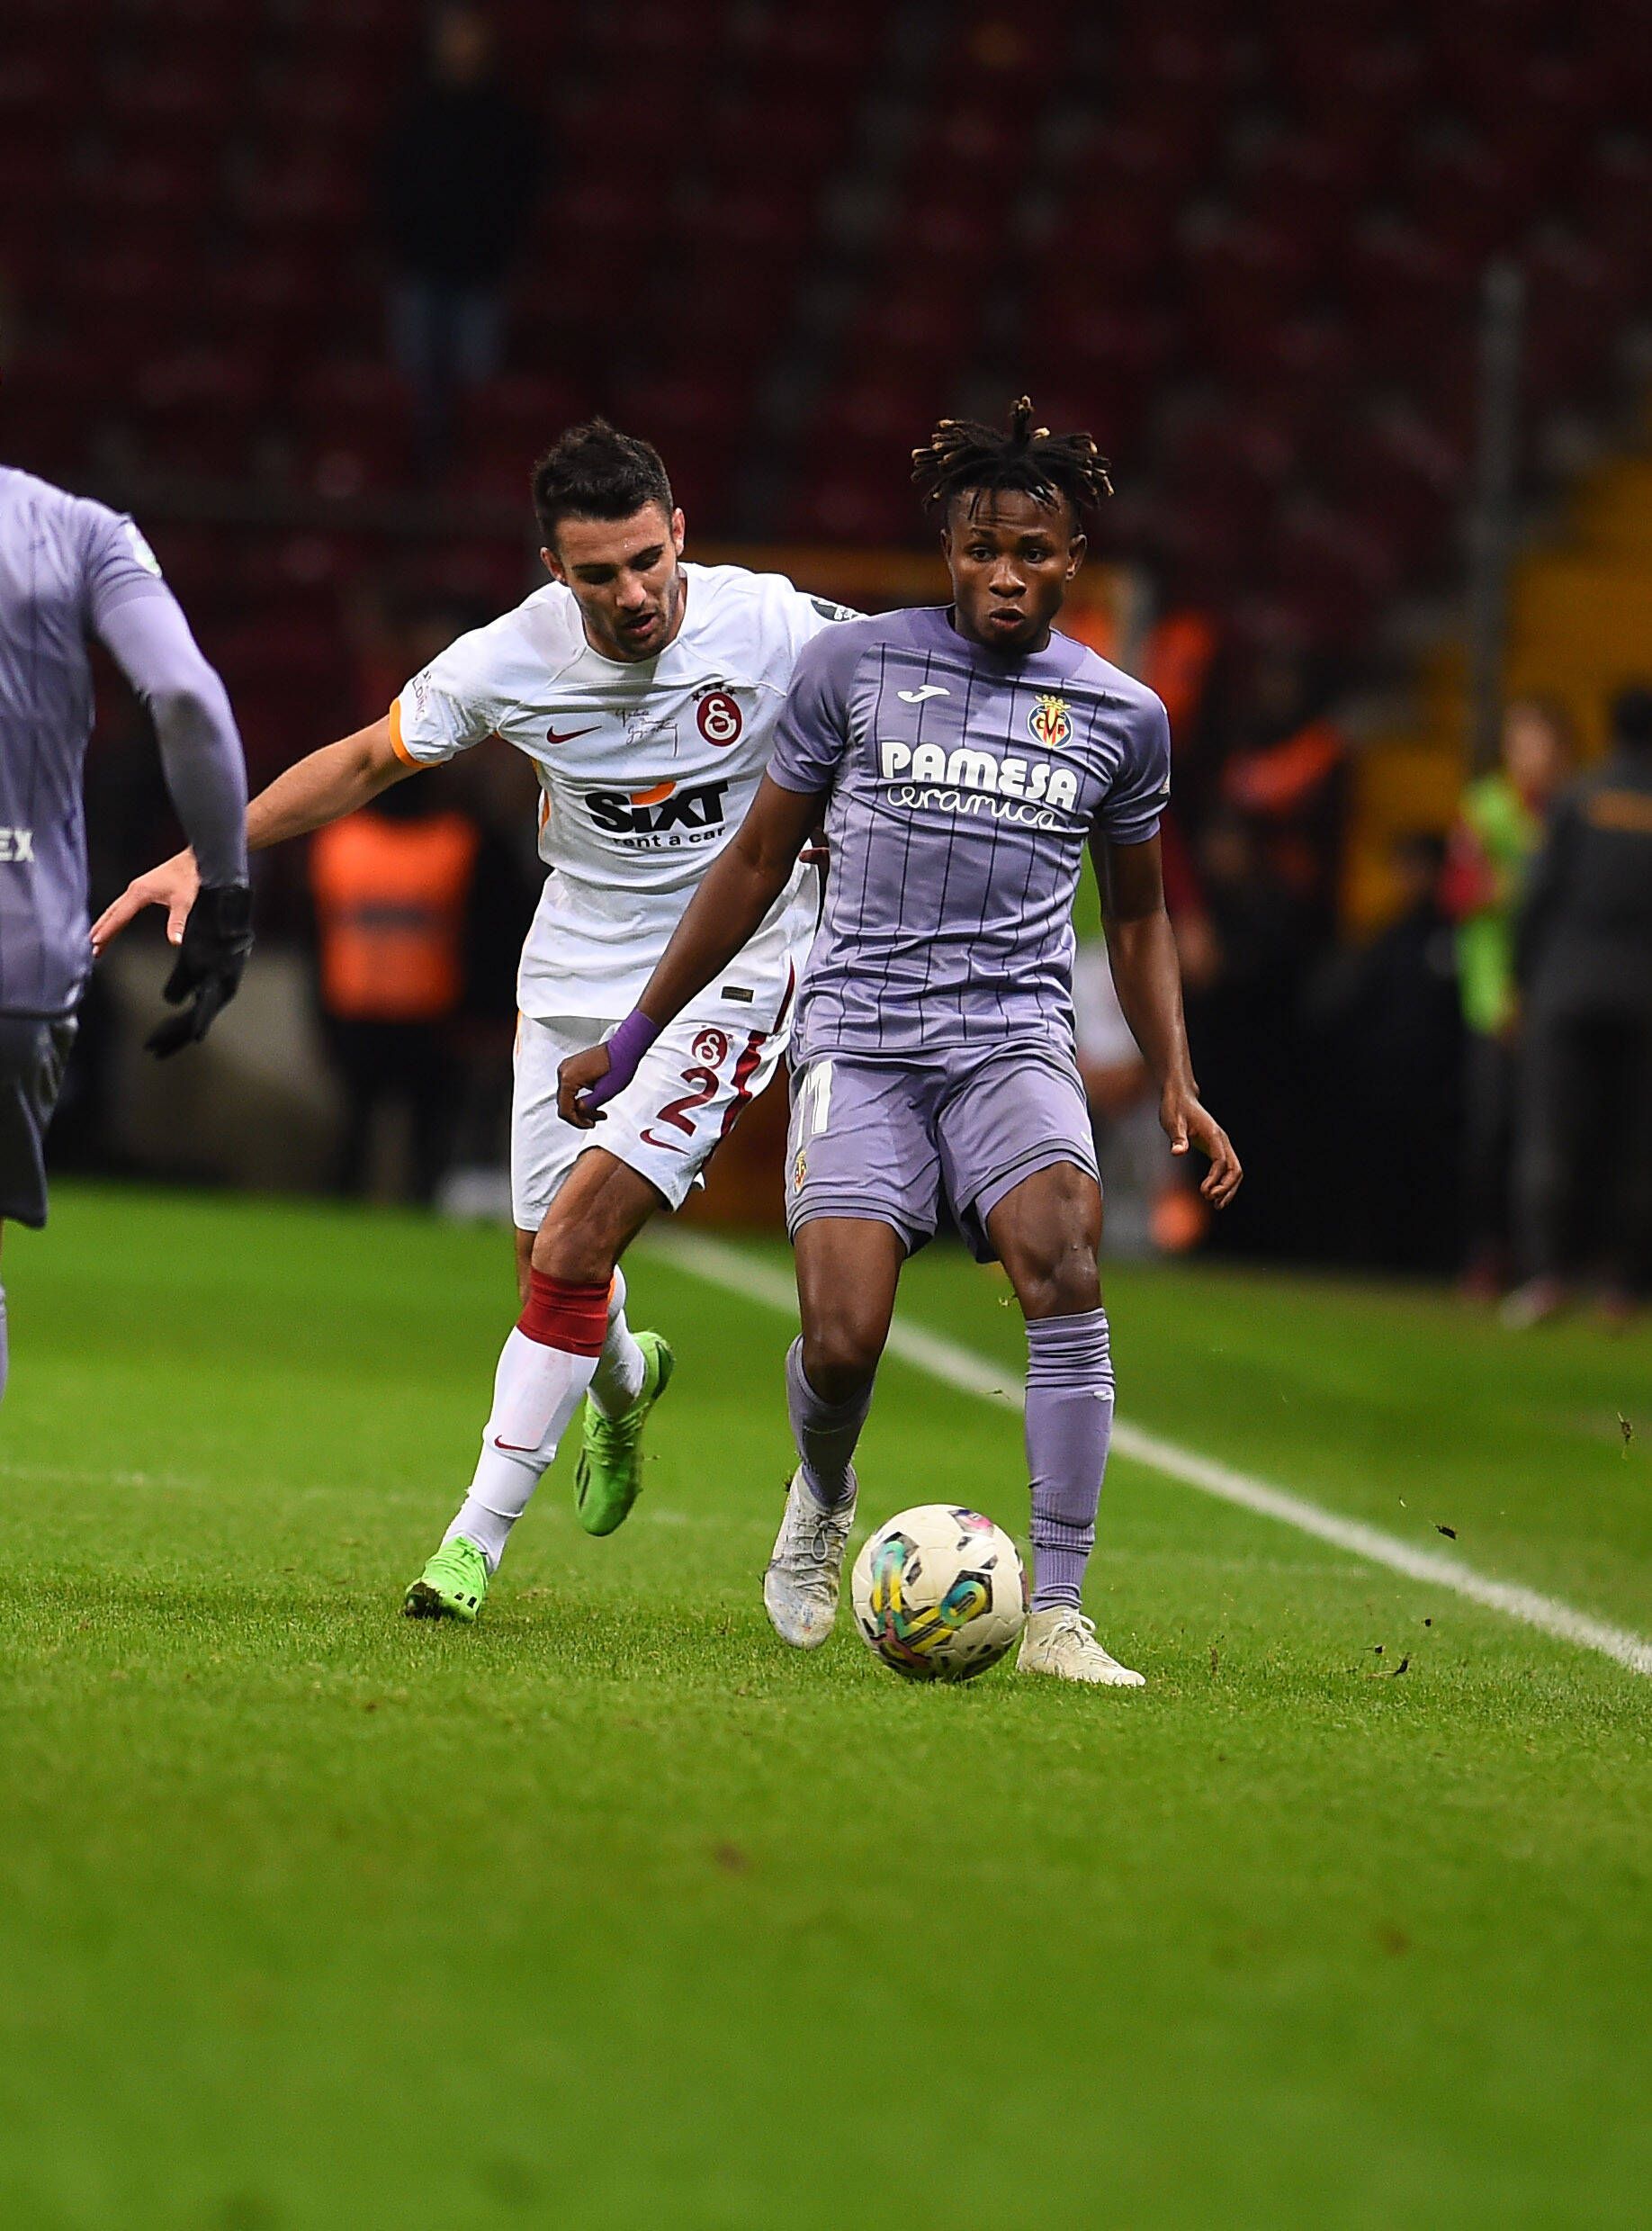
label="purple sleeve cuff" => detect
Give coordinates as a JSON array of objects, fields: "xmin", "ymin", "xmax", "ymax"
[{"xmin": 579, "ymin": 1010, "xmax": 660, "ymax": 1112}]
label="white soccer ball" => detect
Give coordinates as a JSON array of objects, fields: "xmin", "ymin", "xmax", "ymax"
[{"xmin": 850, "ymin": 1505, "xmax": 1028, "ymax": 1682}]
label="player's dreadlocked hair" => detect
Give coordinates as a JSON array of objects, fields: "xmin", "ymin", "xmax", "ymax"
[
  {"xmin": 911, "ymin": 397, "xmax": 1113, "ymax": 526},
  {"xmin": 532, "ymin": 418, "xmax": 674, "ymax": 545}
]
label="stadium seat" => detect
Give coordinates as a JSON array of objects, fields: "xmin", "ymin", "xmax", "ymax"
[
  {"xmin": 290, "ymin": 360, "xmax": 416, "ymax": 497},
  {"xmin": 133, "ymin": 348, "xmax": 273, "ymax": 481},
  {"xmin": 6, "ymin": 0, "xmax": 1650, "ymax": 679}
]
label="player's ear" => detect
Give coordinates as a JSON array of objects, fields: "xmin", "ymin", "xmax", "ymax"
[
  {"xmin": 1065, "ymin": 533, "xmax": 1088, "ymax": 581},
  {"xmin": 541, "ymin": 544, "xmax": 567, "ymax": 585},
  {"xmin": 670, "ymin": 507, "xmax": 686, "ymax": 556}
]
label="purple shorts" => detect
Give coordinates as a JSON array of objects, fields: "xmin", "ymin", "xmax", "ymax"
[{"xmin": 785, "ymin": 1038, "xmax": 1099, "ymax": 1262}]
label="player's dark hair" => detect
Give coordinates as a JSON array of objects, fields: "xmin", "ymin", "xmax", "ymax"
[
  {"xmin": 531, "ymin": 418, "xmax": 675, "ymax": 545},
  {"xmin": 911, "ymin": 397, "xmax": 1112, "ymax": 528}
]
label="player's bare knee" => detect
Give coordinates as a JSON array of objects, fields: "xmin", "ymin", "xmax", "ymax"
[
  {"xmin": 1036, "ymin": 1246, "xmax": 1102, "ymax": 1319},
  {"xmin": 801, "ymin": 1312, "xmax": 884, "ymax": 1405},
  {"xmin": 1008, "ymin": 1228, "xmax": 1101, "ymax": 1320},
  {"xmin": 530, "ymin": 1209, "xmax": 615, "ymax": 1289}
]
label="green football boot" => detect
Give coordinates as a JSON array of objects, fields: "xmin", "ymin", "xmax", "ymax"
[
  {"xmin": 574, "ymin": 1330, "xmax": 675, "ymax": 1537},
  {"xmin": 402, "ymin": 1537, "xmax": 489, "ymax": 1622}
]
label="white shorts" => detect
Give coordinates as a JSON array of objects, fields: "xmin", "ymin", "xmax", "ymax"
[{"xmin": 512, "ymin": 1007, "xmax": 790, "ymax": 1231}]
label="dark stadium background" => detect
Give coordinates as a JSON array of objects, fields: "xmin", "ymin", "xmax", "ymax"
[{"xmin": 4, "ymin": 0, "xmax": 1649, "ymax": 1282}]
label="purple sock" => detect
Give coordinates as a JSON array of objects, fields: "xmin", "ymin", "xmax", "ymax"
[
  {"xmin": 1025, "ymin": 1308, "xmax": 1114, "ymax": 1611},
  {"xmin": 786, "ymin": 1337, "xmax": 870, "ymax": 1510}
]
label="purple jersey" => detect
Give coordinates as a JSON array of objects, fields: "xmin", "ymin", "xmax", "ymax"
[
  {"xmin": 0, "ymin": 466, "xmax": 246, "ymax": 1016},
  {"xmin": 767, "ymin": 604, "xmax": 1172, "ymax": 1063}
]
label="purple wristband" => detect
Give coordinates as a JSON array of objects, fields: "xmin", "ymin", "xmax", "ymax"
[{"xmin": 580, "ymin": 1010, "xmax": 660, "ymax": 1112}]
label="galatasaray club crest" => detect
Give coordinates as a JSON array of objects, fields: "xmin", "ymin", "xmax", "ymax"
[
  {"xmin": 696, "ymin": 688, "xmax": 743, "ymax": 745},
  {"xmin": 1028, "ymin": 693, "xmax": 1072, "ymax": 749}
]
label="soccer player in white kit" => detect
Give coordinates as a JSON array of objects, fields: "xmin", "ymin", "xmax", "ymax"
[{"xmin": 94, "ymin": 421, "xmax": 853, "ymax": 1620}]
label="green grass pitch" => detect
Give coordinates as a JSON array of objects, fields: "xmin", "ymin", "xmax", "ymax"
[{"xmin": 2, "ymin": 1184, "xmax": 1649, "ymax": 2229}]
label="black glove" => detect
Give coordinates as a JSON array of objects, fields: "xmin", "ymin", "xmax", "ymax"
[{"xmin": 145, "ymin": 882, "xmax": 254, "ymax": 1058}]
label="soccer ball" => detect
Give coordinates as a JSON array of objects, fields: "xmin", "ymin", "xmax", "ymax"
[{"xmin": 850, "ymin": 1506, "xmax": 1028, "ymax": 1683}]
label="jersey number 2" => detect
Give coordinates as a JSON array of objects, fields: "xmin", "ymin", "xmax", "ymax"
[{"xmin": 650, "ymin": 1064, "xmax": 721, "ymax": 1138}]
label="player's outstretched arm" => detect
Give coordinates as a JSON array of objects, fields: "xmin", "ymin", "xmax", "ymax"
[
  {"xmin": 97, "ymin": 591, "xmax": 249, "ymax": 893},
  {"xmin": 92, "ymin": 716, "xmax": 415, "ymax": 955},
  {"xmin": 558, "ymin": 774, "xmax": 825, "ymax": 1129},
  {"xmin": 94, "ymin": 589, "xmax": 263, "ymax": 1050},
  {"xmin": 1094, "ymin": 831, "xmax": 1243, "ymax": 1209}
]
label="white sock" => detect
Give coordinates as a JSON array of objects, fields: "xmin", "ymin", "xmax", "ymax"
[
  {"xmin": 589, "ymin": 1265, "xmax": 647, "ymax": 1417},
  {"xmin": 444, "ymin": 1322, "xmax": 597, "ymax": 1571}
]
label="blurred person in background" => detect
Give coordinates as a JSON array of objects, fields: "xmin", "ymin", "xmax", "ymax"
[
  {"xmin": 1504, "ymin": 686, "xmax": 1652, "ymax": 1328},
  {"xmin": 1305, "ymin": 832, "xmax": 1461, "ymax": 1273},
  {"xmin": 1180, "ymin": 806, "xmax": 1307, "ymax": 1255},
  {"xmin": 0, "ymin": 460, "xmax": 249, "ymax": 1404},
  {"xmin": 307, "ymin": 769, "xmax": 480, "ymax": 1202},
  {"xmin": 1217, "ymin": 649, "xmax": 1346, "ymax": 940},
  {"xmin": 379, "ymin": 4, "xmax": 542, "ymax": 473},
  {"xmin": 1441, "ymin": 697, "xmax": 1572, "ymax": 1299},
  {"xmin": 1072, "ymin": 936, "xmax": 1191, "ymax": 1258}
]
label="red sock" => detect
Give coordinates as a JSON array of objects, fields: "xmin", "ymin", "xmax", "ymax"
[{"xmin": 516, "ymin": 1270, "xmax": 609, "ymax": 1357}]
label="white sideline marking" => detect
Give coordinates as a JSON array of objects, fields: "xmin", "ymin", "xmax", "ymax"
[{"xmin": 647, "ymin": 1228, "xmax": 1652, "ymax": 1679}]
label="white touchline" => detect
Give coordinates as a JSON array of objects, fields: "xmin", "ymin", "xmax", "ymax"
[{"xmin": 646, "ymin": 1228, "xmax": 1652, "ymax": 1679}]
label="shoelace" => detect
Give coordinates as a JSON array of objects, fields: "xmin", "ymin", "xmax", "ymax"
[
  {"xmin": 1048, "ymin": 1610, "xmax": 1101, "ymax": 1650},
  {"xmin": 779, "ymin": 1499, "xmax": 851, "ymax": 1581},
  {"xmin": 593, "ymin": 1407, "xmax": 642, "ymax": 1453}
]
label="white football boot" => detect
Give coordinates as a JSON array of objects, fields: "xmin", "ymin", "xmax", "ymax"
[
  {"xmin": 763, "ymin": 1468, "xmax": 857, "ymax": 1649},
  {"xmin": 1017, "ymin": 1607, "xmax": 1146, "ymax": 1688}
]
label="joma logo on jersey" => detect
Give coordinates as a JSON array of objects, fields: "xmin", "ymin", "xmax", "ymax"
[
  {"xmin": 1029, "ymin": 693, "xmax": 1072, "ymax": 748},
  {"xmin": 585, "ymin": 779, "xmax": 731, "ymax": 835},
  {"xmin": 0, "ymin": 826, "xmax": 36, "ymax": 862},
  {"xmin": 878, "ymin": 740, "xmax": 1079, "ymax": 812}
]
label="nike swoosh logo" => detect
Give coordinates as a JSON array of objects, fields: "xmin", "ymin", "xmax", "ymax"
[
  {"xmin": 494, "ymin": 1437, "xmax": 542, "ymax": 1453},
  {"xmin": 546, "ymin": 724, "xmax": 600, "ymax": 744},
  {"xmin": 897, "ymin": 685, "xmax": 949, "ymax": 704}
]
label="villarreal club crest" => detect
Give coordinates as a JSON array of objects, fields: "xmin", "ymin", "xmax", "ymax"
[
  {"xmin": 851, "ymin": 1505, "xmax": 1028, "ymax": 1682},
  {"xmin": 1028, "ymin": 692, "xmax": 1072, "ymax": 749}
]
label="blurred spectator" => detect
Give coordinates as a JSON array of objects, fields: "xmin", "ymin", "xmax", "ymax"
[
  {"xmin": 1181, "ymin": 808, "xmax": 1313, "ymax": 1256},
  {"xmin": 1217, "ymin": 652, "xmax": 1346, "ymax": 935},
  {"xmin": 1504, "ymin": 687, "xmax": 1652, "ymax": 1327},
  {"xmin": 1304, "ymin": 833, "xmax": 1462, "ymax": 1273},
  {"xmin": 1072, "ymin": 940, "xmax": 1183, "ymax": 1258},
  {"xmin": 379, "ymin": 6, "xmax": 542, "ymax": 472},
  {"xmin": 308, "ymin": 774, "xmax": 480, "ymax": 1201},
  {"xmin": 443, "ymin": 755, "xmax": 541, "ymax": 1208},
  {"xmin": 1143, "ymin": 610, "xmax": 1220, "ymax": 759},
  {"xmin": 1440, "ymin": 697, "xmax": 1572, "ymax": 1297}
]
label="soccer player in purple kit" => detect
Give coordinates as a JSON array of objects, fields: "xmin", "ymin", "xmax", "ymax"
[
  {"xmin": 0, "ymin": 461, "xmax": 251, "ymax": 1405},
  {"xmin": 559, "ymin": 400, "xmax": 1242, "ymax": 1688}
]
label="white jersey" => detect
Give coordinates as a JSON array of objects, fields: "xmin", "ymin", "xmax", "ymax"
[{"xmin": 390, "ymin": 562, "xmax": 855, "ymax": 1022}]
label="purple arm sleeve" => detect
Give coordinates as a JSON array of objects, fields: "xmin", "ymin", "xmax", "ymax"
[
  {"xmin": 578, "ymin": 1010, "xmax": 660, "ymax": 1115},
  {"xmin": 95, "ymin": 589, "xmax": 250, "ymax": 888}
]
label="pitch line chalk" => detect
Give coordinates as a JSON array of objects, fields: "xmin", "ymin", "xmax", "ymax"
[{"xmin": 647, "ymin": 1228, "xmax": 1652, "ymax": 1681}]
